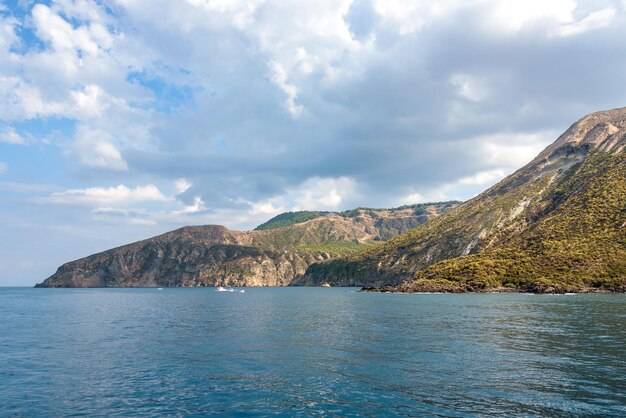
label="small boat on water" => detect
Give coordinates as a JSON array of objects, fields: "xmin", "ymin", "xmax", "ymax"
[
  {"xmin": 321, "ymin": 282, "xmax": 331, "ymax": 288},
  {"xmin": 216, "ymin": 286, "xmax": 234, "ymax": 292}
]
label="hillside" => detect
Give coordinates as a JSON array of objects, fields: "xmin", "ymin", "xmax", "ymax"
[
  {"xmin": 35, "ymin": 202, "xmax": 458, "ymax": 287},
  {"xmin": 254, "ymin": 211, "xmax": 327, "ymax": 230},
  {"xmin": 299, "ymin": 107, "xmax": 626, "ymax": 292},
  {"xmin": 254, "ymin": 202, "xmax": 460, "ymax": 232}
]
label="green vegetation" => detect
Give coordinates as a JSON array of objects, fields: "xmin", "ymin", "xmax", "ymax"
[
  {"xmin": 254, "ymin": 211, "xmax": 327, "ymax": 230},
  {"xmin": 298, "ymin": 241, "xmax": 378, "ymax": 257},
  {"xmin": 338, "ymin": 201, "xmax": 461, "ymax": 218},
  {"xmin": 409, "ymin": 152, "xmax": 626, "ymax": 292},
  {"xmin": 305, "ymin": 148, "xmax": 626, "ymax": 292},
  {"xmin": 255, "ymin": 202, "xmax": 462, "ymax": 231},
  {"xmin": 34, "ymin": 195, "xmax": 459, "ymax": 288}
]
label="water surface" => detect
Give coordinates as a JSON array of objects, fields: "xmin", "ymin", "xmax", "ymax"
[{"xmin": 1, "ymin": 288, "xmax": 625, "ymax": 416}]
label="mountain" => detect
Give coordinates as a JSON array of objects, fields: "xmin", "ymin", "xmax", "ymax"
[
  {"xmin": 35, "ymin": 202, "xmax": 458, "ymax": 288},
  {"xmin": 299, "ymin": 107, "xmax": 626, "ymax": 293}
]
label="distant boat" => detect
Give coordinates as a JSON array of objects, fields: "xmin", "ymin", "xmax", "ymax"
[
  {"xmin": 216, "ymin": 286, "xmax": 234, "ymax": 292},
  {"xmin": 240, "ymin": 289, "xmax": 245, "ymax": 293},
  {"xmin": 157, "ymin": 288, "xmax": 163, "ymax": 290},
  {"xmin": 321, "ymin": 282, "xmax": 331, "ymax": 288}
]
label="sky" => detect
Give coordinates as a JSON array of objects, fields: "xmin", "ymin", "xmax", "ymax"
[{"xmin": 1, "ymin": 0, "xmax": 626, "ymax": 285}]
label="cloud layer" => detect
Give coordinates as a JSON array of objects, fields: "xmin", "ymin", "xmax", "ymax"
[{"xmin": 2, "ymin": 0, "xmax": 626, "ymax": 284}]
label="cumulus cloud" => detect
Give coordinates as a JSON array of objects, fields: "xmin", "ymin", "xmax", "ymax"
[
  {"xmin": 0, "ymin": 126, "xmax": 26, "ymax": 144},
  {"xmin": 245, "ymin": 176, "xmax": 358, "ymax": 218},
  {"xmin": 3, "ymin": 1, "xmax": 623, "ymax": 211},
  {"xmin": 3, "ymin": 0, "xmax": 626, "ymax": 283},
  {"xmin": 399, "ymin": 192, "xmax": 425, "ymax": 206},
  {"xmin": 487, "ymin": 0, "xmax": 577, "ymax": 34},
  {"xmin": 554, "ymin": 7, "xmax": 617, "ymax": 37},
  {"xmin": 174, "ymin": 179, "xmax": 192, "ymax": 194},
  {"xmin": 457, "ymin": 169, "xmax": 507, "ymax": 186},
  {"xmin": 292, "ymin": 177, "xmax": 357, "ymax": 210},
  {"xmin": 269, "ymin": 60, "xmax": 303, "ymax": 118},
  {"xmin": 43, "ymin": 182, "xmax": 212, "ymax": 227},
  {"xmin": 477, "ymin": 131, "xmax": 558, "ymax": 168},
  {"xmin": 450, "ymin": 74, "xmax": 489, "ymax": 102},
  {"xmin": 71, "ymin": 126, "xmax": 128, "ymax": 171},
  {"xmin": 46, "ymin": 185, "xmax": 167, "ymax": 206}
]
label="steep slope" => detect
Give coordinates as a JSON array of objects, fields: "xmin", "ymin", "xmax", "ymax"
[
  {"xmin": 300, "ymin": 107, "xmax": 626, "ymax": 292},
  {"xmin": 36, "ymin": 202, "xmax": 458, "ymax": 287}
]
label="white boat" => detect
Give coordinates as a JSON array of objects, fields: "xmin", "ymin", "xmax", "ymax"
[{"xmin": 216, "ymin": 286, "xmax": 235, "ymax": 292}]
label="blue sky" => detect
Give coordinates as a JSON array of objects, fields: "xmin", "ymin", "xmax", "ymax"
[{"xmin": 2, "ymin": 0, "xmax": 626, "ymax": 285}]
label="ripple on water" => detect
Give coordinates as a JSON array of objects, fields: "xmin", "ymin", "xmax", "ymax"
[{"xmin": 0, "ymin": 288, "xmax": 625, "ymax": 416}]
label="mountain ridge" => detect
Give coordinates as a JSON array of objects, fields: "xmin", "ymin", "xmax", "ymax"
[
  {"xmin": 298, "ymin": 107, "xmax": 626, "ymax": 292},
  {"xmin": 36, "ymin": 202, "xmax": 458, "ymax": 287}
]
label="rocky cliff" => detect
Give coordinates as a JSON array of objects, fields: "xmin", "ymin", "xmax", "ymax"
[
  {"xmin": 36, "ymin": 202, "xmax": 458, "ymax": 287},
  {"xmin": 299, "ymin": 107, "xmax": 626, "ymax": 292}
]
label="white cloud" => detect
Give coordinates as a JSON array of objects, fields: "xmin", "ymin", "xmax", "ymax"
[
  {"xmin": 186, "ymin": 0, "xmax": 265, "ymax": 30},
  {"xmin": 488, "ymin": 0, "xmax": 577, "ymax": 33},
  {"xmin": 0, "ymin": 126, "xmax": 26, "ymax": 144},
  {"xmin": 174, "ymin": 179, "xmax": 192, "ymax": 194},
  {"xmin": 397, "ymin": 129, "xmax": 559, "ymax": 205},
  {"xmin": 554, "ymin": 7, "xmax": 617, "ymax": 37},
  {"xmin": 0, "ymin": 76, "xmax": 67, "ymax": 120},
  {"xmin": 451, "ymin": 74, "xmax": 488, "ymax": 102},
  {"xmin": 291, "ymin": 176, "xmax": 357, "ymax": 210},
  {"xmin": 398, "ymin": 189, "xmax": 451, "ymax": 206},
  {"xmin": 249, "ymin": 198, "xmax": 286, "ymax": 216},
  {"xmin": 173, "ymin": 196, "xmax": 206, "ymax": 214},
  {"xmin": 0, "ymin": 11, "xmax": 19, "ymax": 58},
  {"xmin": 70, "ymin": 84, "xmax": 108, "ymax": 119},
  {"xmin": 399, "ymin": 192, "xmax": 425, "ymax": 205},
  {"xmin": 47, "ymin": 184, "xmax": 167, "ymax": 206},
  {"xmin": 485, "ymin": 1, "xmax": 617, "ymax": 37},
  {"xmin": 269, "ymin": 60, "xmax": 304, "ymax": 118},
  {"xmin": 0, "ymin": 2, "xmax": 156, "ymax": 174},
  {"xmin": 371, "ymin": 0, "xmax": 465, "ymax": 34},
  {"xmin": 478, "ymin": 130, "xmax": 557, "ymax": 168},
  {"xmin": 247, "ymin": 176, "xmax": 358, "ymax": 214},
  {"xmin": 32, "ymin": 4, "xmax": 114, "ymax": 59},
  {"xmin": 242, "ymin": 175, "xmax": 358, "ymax": 218},
  {"xmin": 457, "ymin": 169, "xmax": 506, "ymax": 186},
  {"xmin": 71, "ymin": 126, "xmax": 128, "ymax": 171}
]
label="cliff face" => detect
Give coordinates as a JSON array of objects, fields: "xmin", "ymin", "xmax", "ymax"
[
  {"xmin": 300, "ymin": 107, "xmax": 626, "ymax": 292},
  {"xmin": 36, "ymin": 202, "xmax": 458, "ymax": 287}
]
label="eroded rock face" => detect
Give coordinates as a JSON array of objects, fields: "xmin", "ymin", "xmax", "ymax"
[
  {"xmin": 543, "ymin": 107, "xmax": 626, "ymax": 155},
  {"xmin": 300, "ymin": 107, "xmax": 626, "ymax": 291},
  {"xmin": 36, "ymin": 202, "xmax": 458, "ymax": 287}
]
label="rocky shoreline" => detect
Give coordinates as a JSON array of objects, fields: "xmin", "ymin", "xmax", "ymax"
[{"xmin": 361, "ymin": 282, "xmax": 626, "ymax": 294}]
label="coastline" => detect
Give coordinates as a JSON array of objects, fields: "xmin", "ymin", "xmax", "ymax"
[{"xmin": 361, "ymin": 283, "xmax": 626, "ymax": 294}]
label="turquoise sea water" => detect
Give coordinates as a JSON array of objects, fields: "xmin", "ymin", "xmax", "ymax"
[{"xmin": 0, "ymin": 287, "xmax": 625, "ymax": 416}]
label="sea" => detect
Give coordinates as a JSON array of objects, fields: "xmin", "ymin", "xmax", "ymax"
[{"xmin": 1, "ymin": 287, "xmax": 625, "ymax": 417}]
